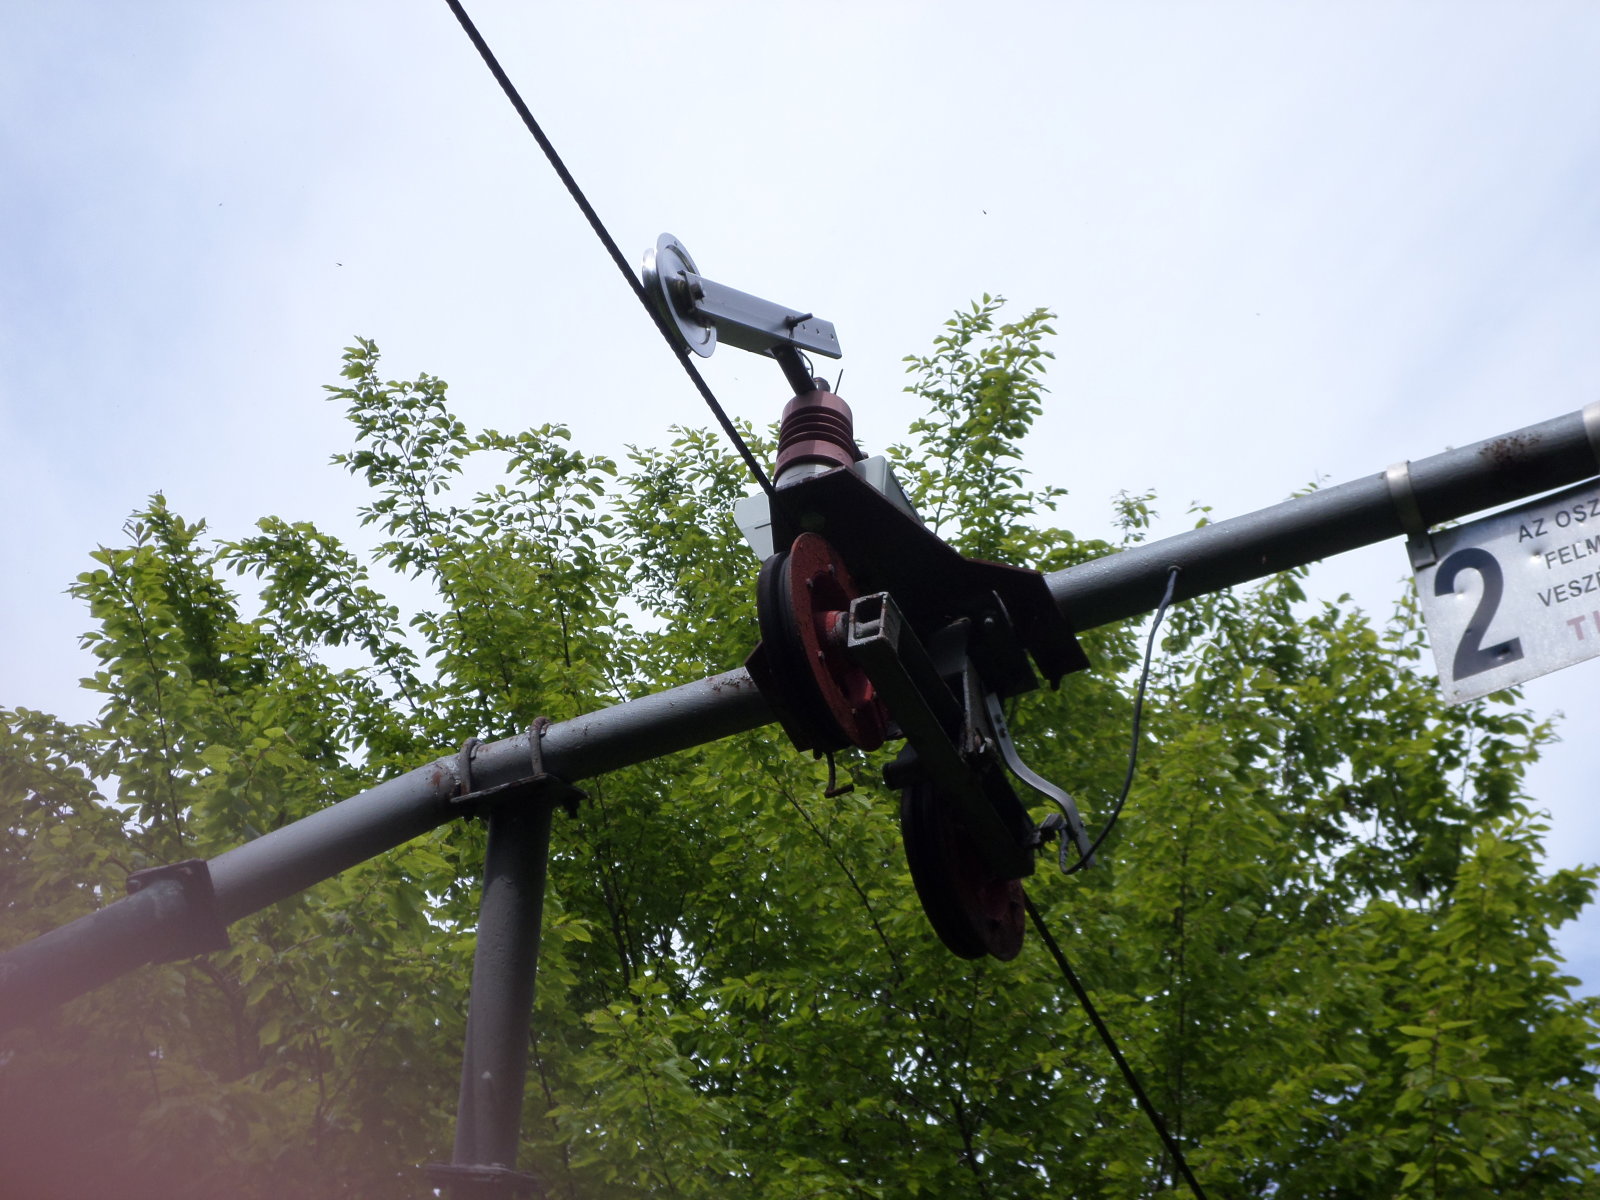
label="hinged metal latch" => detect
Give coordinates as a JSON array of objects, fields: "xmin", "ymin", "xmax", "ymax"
[{"xmin": 980, "ymin": 691, "xmax": 1095, "ymax": 870}]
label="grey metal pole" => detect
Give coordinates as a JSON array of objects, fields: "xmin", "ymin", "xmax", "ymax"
[
  {"xmin": 0, "ymin": 670, "xmax": 772, "ymax": 1033},
  {"xmin": 0, "ymin": 879, "xmax": 192, "ymax": 1026},
  {"xmin": 1047, "ymin": 407, "xmax": 1600, "ymax": 632},
  {"xmin": 443, "ymin": 799, "xmax": 555, "ymax": 1198},
  {"xmin": 208, "ymin": 668, "xmax": 772, "ymax": 924}
]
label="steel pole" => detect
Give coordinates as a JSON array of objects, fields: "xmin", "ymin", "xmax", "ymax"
[
  {"xmin": 209, "ymin": 669, "xmax": 771, "ymax": 923},
  {"xmin": 0, "ymin": 670, "xmax": 772, "ymax": 1032},
  {"xmin": 442, "ymin": 799, "xmax": 555, "ymax": 1198},
  {"xmin": 0, "ymin": 879, "xmax": 191, "ymax": 1026},
  {"xmin": 1047, "ymin": 407, "xmax": 1600, "ymax": 631}
]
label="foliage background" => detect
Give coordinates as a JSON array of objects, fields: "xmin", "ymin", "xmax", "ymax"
[{"xmin": 3, "ymin": 305, "xmax": 1597, "ymax": 1197}]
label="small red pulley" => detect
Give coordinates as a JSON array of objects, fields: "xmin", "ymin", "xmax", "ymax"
[
  {"xmin": 900, "ymin": 775, "xmax": 1026, "ymax": 961},
  {"xmin": 752, "ymin": 532, "xmax": 890, "ymax": 754}
]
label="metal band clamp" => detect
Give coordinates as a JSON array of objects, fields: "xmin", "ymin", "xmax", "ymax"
[
  {"xmin": 1583, "ymin": 400, "xmax": 1600, "ymax": 472},
  {"xmin": 423, "ymin": 1162, "xmax": 541, "ymax": 1196},
  {"xmin": 452, "ymin": 721, "xmax": 585, "ymax": 817},
  {"xmin": 1385, "ymin": 460, "xmax": 1437, "ymax": 570}
]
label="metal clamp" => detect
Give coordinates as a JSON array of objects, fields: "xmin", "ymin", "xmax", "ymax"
[
  {"xmin": 1385, "ymin": 460, "xmax": 1437, "ymax": 570},
  {"xmin": 452, "ymin": 722, "xmax": 586, "ymax": 818},
  {"xmin": 125, "ymin": 858, "xmax": 230, "ymax": 961},
  {"xmin": 456, "ymin": 735, "xmax": 484, "ymax": 799},
  {"xmin": 1583, "ymin": 400, "xmax": 1600, "ymax": 472}
]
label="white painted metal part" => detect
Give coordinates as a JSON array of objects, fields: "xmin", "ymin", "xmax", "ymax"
[{"xmin": 1415, "ymin": 478, "xmax": 1600, "ymax": 704}]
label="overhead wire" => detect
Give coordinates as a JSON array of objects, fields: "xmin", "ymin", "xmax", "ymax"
[
  {"xmin": 1023, "ymin": 892, "xmax": 1211, "ymax": 1200},
  {"xmin": 1028, "ymin": 563, "xmax": 1206, "ymax": 1192},
  {"xmin": 441, "ymin": 0, "xmax": 775, "ymax": 497}
]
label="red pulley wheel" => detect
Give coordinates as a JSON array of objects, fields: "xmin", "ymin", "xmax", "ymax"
[
  {"xmin": 781, "ymin": 532, "xmax": 889, "ymax": 752},
  {"xmin": 901, "ymin": 778, "xmax": 1025, "ymax": 961}
]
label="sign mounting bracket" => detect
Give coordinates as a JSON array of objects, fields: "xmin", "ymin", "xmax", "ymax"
[{"xmin": 1386, "ymin": 459, "xmax": 1438, "ymax": 570}]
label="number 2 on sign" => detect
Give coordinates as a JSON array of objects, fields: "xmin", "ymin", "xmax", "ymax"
[{"xmin": 1434, "ymin": 548, "xmax": 1525, "ymax": 681}]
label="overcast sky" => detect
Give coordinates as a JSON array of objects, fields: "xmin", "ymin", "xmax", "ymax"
[{"xmin": 4, "ymin": 2, "xmax": 1600, "ymax": 983}]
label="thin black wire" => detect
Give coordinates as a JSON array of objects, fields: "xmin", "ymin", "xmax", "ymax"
[
  {"xmin": 1023, "ymin": 892, "xmax": 1211, "ymax": 1200},
  {"xmin": 442, "ymin": 0, "xmax": 775, "ymax": 498},
  {"xmin": 1064, "ymin": 565, "xmax": 1182, "ymax": 875}
]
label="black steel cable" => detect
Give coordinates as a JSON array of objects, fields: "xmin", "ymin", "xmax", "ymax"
[
  {"xmin": 1023, "ymin": 892, "xmax": 1211, "ymax": 1200},
  {"xmin": 1064, "ymin": 564, "xmax": 1181, "ymax": 875},
  {"xmin": 442, "ymin": 0, "xmax": 775, "ymax": 497}
]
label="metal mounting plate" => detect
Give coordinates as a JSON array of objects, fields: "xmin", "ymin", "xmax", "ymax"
[
  {"xmin": 640, "ymin": 233, "xmax": 841, "ymax": 362},
  {"xmin": 770, "ymin": 465, "xmax": 1089, "ymax": 689}
]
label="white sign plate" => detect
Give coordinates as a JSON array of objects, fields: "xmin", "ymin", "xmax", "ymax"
[{"xmin": 1416, "ymin": 479, "xmax": 1600, "ymax": 704}]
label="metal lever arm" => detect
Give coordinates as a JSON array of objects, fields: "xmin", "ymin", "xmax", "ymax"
[{"xmin": 982, "ymin": 692, "xmax": 1095, "ymax": 868}]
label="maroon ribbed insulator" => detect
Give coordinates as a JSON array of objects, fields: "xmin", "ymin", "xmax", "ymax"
[{"xmin": 774, "ymin": 390, "xmax": 863, "ymax": 480}]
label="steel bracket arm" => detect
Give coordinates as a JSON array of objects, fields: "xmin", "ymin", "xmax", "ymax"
[{"xmin": 1045, "ymin": 407, "xmax": 1600, "ymax": 633}]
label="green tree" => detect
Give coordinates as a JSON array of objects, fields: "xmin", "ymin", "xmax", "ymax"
[{"xmin": 3, "ymin": 306, "xmax": 1597, "ymax": 1198}]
